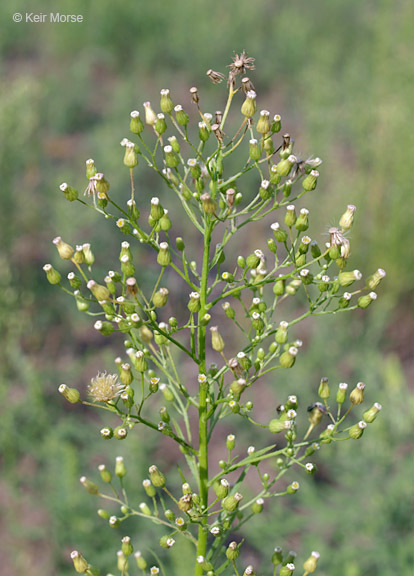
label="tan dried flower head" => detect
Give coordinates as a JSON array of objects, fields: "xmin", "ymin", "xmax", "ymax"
[
  {"xmin": 88, "ymin": 371, "xmax": 125, "ymax": 402},
  {"xmin": 228, "ymin": 51, "xmax": 255, "ymax": 76}
]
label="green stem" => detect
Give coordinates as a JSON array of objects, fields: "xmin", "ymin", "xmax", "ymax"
[{"xmin": 194, "ymin": 218, "xmax": 213, "ymax": 576}]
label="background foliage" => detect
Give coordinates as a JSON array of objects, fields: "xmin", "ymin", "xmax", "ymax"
[{"xmin": 0, "ymin": 0, "xmax": 413, "ymax": 574}]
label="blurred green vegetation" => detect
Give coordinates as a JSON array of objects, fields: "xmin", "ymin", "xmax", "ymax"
[{"xmin": 1, "ymin": 0, "xmax": 413, "ymax": 574}]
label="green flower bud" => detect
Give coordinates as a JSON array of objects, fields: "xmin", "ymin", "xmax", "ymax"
[
  {"xmin": 295, "ymin": 208, "xmax": 309, "ymax": 231},
  {"xmin": 305, "ymin": 462, "xmax": 317, "ymax": 475},
  {"xmin": 249, "ymin": 138, "xmax": 261, "ymax": 161},
  {"xmin": 275, "ymin": 155, "xmax": 296, "ymax": 177},
  {"xmin": 154, "ymin": 113, "xmax": 167, "ymax": 135},
  {"xmin": 284, "ymin": 204, "xmax": 297, "ymax": 228},
  {"xmin": 302, "ymin": 169, "xmax": 319, "ymax": 191},
  {"xmin": 122, "ymin": 536, "xmax": 134, "ymax": 557},
  {"xmin": 318, "ymin": 377, "xmax": 330, "ymax": 399},
  {"xmin": 198, "ymin": 121, "xmax": 210, "ymax": 142},
  {"xmin": 53, "ymin": 236, "xmax": 74, "ymax": 260},
  {"xmin": 280, "ymin": 346, "xmax": 298, "ymax": 368},
  {"xmin": 350, "ymin": 381, "xmax": 365, "ymax": 405},
  {"xmin": 134, "ymin": 551, "xmax": 147, "ymax": 570},
  {"xmin": 259, "ymin": 179, "xmax": 272, "ymax": 200},
  {"xmin": 349, "ymin": 420, "xmax": 367, "ymax": 439},
  {"xmin": 241, "ymin": 90, "xmax": 257, "ymax": 118},
  {"xmin": 339, "ymin": 204, "xmax": 356, "ymax": 231},
  {"xmin": 305, "ymin": 442, "xmax": 320, "ymax": 457},
  {"xmin": 123, "ymin": 141, "xmax": 138, "ymax": 168},
  {"xmin": 280, "ymin": 562, "xmax": 295, "ymax": 576},
  {"xmin": 230, "ymin": 378, "xmax": 246, "ymax": 396},
  {"xmin": 252, "ymin": 498, "xmax": 264, "ymax": 514},
  {"xmin": 338, "ymin": 269, "xmax": 362, "ymax": 287},
  {"xmin": 150, "ymin": 197, "xmax": 164, "ymax": 221},
  {"xmin": 163, "ymin": 145, "xmax": 180, "ymax": 169},
  {"xmin": 273, "ymin": 276, "xmax": 285, "ymax": 296},
  {"xmin": 246, "ymin": 249, "xmax": 263, "ymax": 269},
  {"xmin": 318, "ymin": 274, "xmax": 330, "ymax": 292},
  {"xmin": 153, "ymin": 287, "xmax": 169, "ymax": 308},
  {"xmin": 87, "ymin": 280, "xmax": 111, "ymax": 301},
  {"xmin": 139, "ymin": 325, "xmax": 153, "ymax": 343},
  {"xmin": 272, "ymin": 547, "xmax": 283, "ymax": 565},
  {"xmin": 222, "ymin": 492, "xmax": 243, "ymax": 512},
  {"xmin": 308, "ymin": 402, "xmax": 326, "ymax": 426},
  {"xmin": 160, "ymin": 88, "xmax": 174, "ymax": 113},
  {"xmin": 139, "ymin": 502, "xmax": 152, "ymax": 516},
  {"xmin": 275, "ymin": 321, "xmax": 289, "ymax": 344},
  {"xmin": 226, "ymin": 541, "xmax": 240, "ymax": 561},
  {"xmin": 310, "ymin": 240, "xmax": 322, "ymax": 258},
  {"xmin": 159, "ymin": 383, "xmax": 174, "ymax": 402},
  {"xmin": 175, "ymin": 516, "xmax": 187, "ymax": 531},
  {"xmin": 143, "ymin": 101, "xmax": 157, "ymax": 126},
  {"xmin": 130, "ymin": 110, "xmax": 144, "ymax": 134},
  {"xmin": 226, "ymin": 433, "xmax": 236, "ymax": 451},
  {"xmin": 221, "ymin": 271, "xmax": 234, "ymax": 283},
  {"xmin": 71, "ymin": 551, "xmax": 89, "ymax": 573},
  {"xmin": 363, "ymin": 402, "xmax": 382, "ymax": 423},
  {"xmin": 223, "ymin": 302, "xmax": 236, "ymax": 319},
  {"xmin": 160, "ymin": 535, "xmax": 175, "ymax": 549},
  {"xmin": 94, "ymin": 173, "xmax": 110, "ymax": 195},
  {"xmin": 267, "ymin": 237, "xmax": 277, "ymax": 254},
  {"xmin": 98, "ymin": 464, "xmax": 112, "ymax": 483},
  {"xmin": 270, "ymin": 164, "xmax": 282, "ymax": 185},
  {"xmin": 319, "ymin": 424, "xmax": 335, "ymax": 443},
  {"xmin": 358, "ymin": 291, "xmax": 377, "ymax": 309},
  {"xmin": 58, "ymin": 384, "xmax": 80, "ymax": 403},
  {"xmin": 287, "ymin": 482, "xmax": 300, "ymax": 494},
  {"xmin": 269, "ymin": 418, "xmax": 290, "ymax": 434},
  {"xmin": 43, "ymin": 264, "xmax": 61, "ymax": 285},
  {"xmin": 210, "ymin": 326, "xmax": 225, "ymax": 352},
  {"xmin": 366, "ymin": 268, "xmax": 386, "ymax": 290},
  {"xmin": 85, "ymin": 158, "xmax": 97, "ymax": 180},
  {"xmin": 178, "ymin": 493, "xmax": 193, "ymax": 512},
  {"xmin": 187, "ymin": 291, "xmax": 201, "ymax": 314},
  {"xmin": 80, "ymin": 476, "xmax": 99, "ymax": 495},
  {"xmin": 303, "ymin": 551, "xmax": 320, "ymax": 573},
  {"xmin": 109, "ymin": 515, "xmax": 120, "ymax": 528},
  {"xmin": 256, "ymin": 109, "xmax": 271, "ymax": 134},
  {"xmin": 336, "ymin": 382, "xmax": 348, "ymax": 404},
  {"xmin": 149, "ymin": 465, "xmax": 166, "ymax": 487},
  {"xmin": 114, "ymin": 426, "xmax": 128, "ymax": 440},
  {"xmin": 237, "ymin": 255, "xmax": 246, "ymax": 268},
  {"xmin": 159, "ymin": 210, "xmax": 172, "ymax": 231},
  {"xmin": 94, "ymin": 320, "xmax": 114, "ymax": 337},
  {"xmin": 174, "ymin": 104, "xmax": 189, "ymax": 126},
  {"xmin": 157, "ymin": 242, "xmax": 171, "ymax": 267},
  {"xmin": 214, "ymin": 478, "xmax": 230, "ymax": 499},
  {"xmin": 196, "ymin": 556, "xmax": 213, "ymax": 572},
  {"xmin": 59, "ymin": 182, "xmax": 78, "ymax": 202},
  {"xmin": 100, "ymin": 427, "xmax": 113, "ymax": 440},
  {"xmin": 97, "ymin": 508, "xmax": 110, "ymax": 519},
  {"xmin": 200, "ymin": 192, "xmax": 217, "ymax": 214},
  {"xmin": 271, "ymin": 114, "xmax": 282, "ymax": 133},
  {"xmin": 115, "ymin": 456, "xmax": 126, "ymax": 478},
  {"xmin": 67, "ymin": 272, "xmax": 81, "ymax": 290}
]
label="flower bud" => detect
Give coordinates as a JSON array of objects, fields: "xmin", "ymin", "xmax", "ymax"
[
  {"xmin": 58, "ymin": 384, "xmax": 80, "ymax": 403},
  {"xmin": 349, "ymin": 420, "xmax": 367, "ymax": 439},
  {"xmin": 94, "ymin": 173, "xmax": 110, "ymax": 195},
  {"xmin": 53, "ymin": 236, "xmax": 74, "ymax": 260},
  {"xmin": 222, "ymin": 492, "xmax": 243, "ymax": 512},
  {"xmin": 134, "ymin": 552, "xmax": 147, "ymax": 570},
  {"xmin": 338, "ymin": 270, "xmax": 362, "ymax": 287},
  {"xmin": 275, "ymin": 321, "xmax": 289, "ymax": 344},
  {"xmin": 350, "ymin": 381, "xmax": 365, "ymax": 405},
  {"xmin": 87, "ymin": 280, "xmax": 111, "ymax": 301},
  {"xmin": 230, "ymin": 378, "xmax": 246, "ymax": 396},
  {"xmin": 159, "ymin": 383, "xmax": 174, "ymax": 402},
  {"xmin": 114, "ymin": 426, "xmax": 128, "ymax": 440},
  {"xmin": 149, "ymin": 465, "xmax": 166, "ymax": 488},
  {"xmin": 302, "ymin": 170, "xmax": 319, "ymax": 191},
  {"xmin": 123, "ymin": 141, "xmax": 138, "ymax": 168},
  {"xmin": 174, "ymin": 104, "xmax": 189, "ymax": 126},
  {"xmin": 269, "ymin": 418, "xmax": 291, "ymax": 433},
  {"xmin": 336, "ymin": 382, "xmax": 348, "ymax": 404},
  {"xmin": 100, "ymin": 427, "xmax": 113, "ymax": 440},
  {"xmin": 71, "ymin": 551, "xmax": 89, "ymax": 573},
  {"xmin": 196, "ymin": 557, "xmax": 213, "ymax": 572},
  {"xmin": 153, "ymin": 287, "xmax": 169, "ymax": 308},
  {"xmin": 241, "ymin": 90, "xmax": 257, "ymax": 118},
  {"xmin": 94, "ymin": 320, "xmax": 114, "ymax": 337},
  {"xmin": 280, "ymin": 346, "xmax": 298, "ymax": 368},
  {"xmin": 130, "ymin": 110, "xmax": 144, "ymax": 134},
  {"xmin": 358, "ymin": 292, "xmax": 377, "ymax": 309},
  {"xmin": 226, "ymin": 541, "xmax": 239, "ymax": 561},
  {"xmin": 318, "ymin": 377, "xmax": 330, "ymax": 399},
  {"xmin": 259, "ymin": 179, "xmax": 272, "ymax": 200},
  {"xmin": 143, "ymin": 101, "xmax": 157, "ymax": 126},
  {"xmin": 257, "ymin": 110, "xmax": 271, "ymax": 134},
  {"xmin": 222, "ymin": 302, "xmax": 236, "ymax": 320},
  {"xmin": 157, "ymin": 242, "xmax": 171, "ymax": 267},
  {"xmin": 307, "ymin": 402, "xmax": 326, "ymax": 426},
  {"xmin": 159, "ymin": 535, "xmax": 175, "ymax": 549},
  {"xmin": 284, "ymin": 205, "xmax": 296, "ymax": 228},
  {"xmin": 139, "ymin": 502, "xmax": 152, "ymax": 516},
  {"xmin": 272, "ymin": 547, "xmax": 283, "ymax": 565},
  {"xmin": 98, "ymin": 464, "xmax": 112, "ymax": 483},
  {"xmin": 160, "ymin": 88, "xmax": 174, "ymax": 114},
  {"xmin": 295, "ymin": 208, "xmax": 309, "ymax": 231},
  {"xmin": 187, "ymin": 291, "xmax": 201, "ymax": 314},
  {"xmin": 360, "ymin": 268, "xmax": 384, "ymax": 295},
  {"xmin": 178, "ymin": 493, "xmax": 193, "ymax": 512},
  {"xmin": 59, "ymin": 182, "xmax": 78, "ymax": 202},
  {"xmin": 198, "ymin": 121, "xmax": 210, "ymax": 142},
  {"xmin": 243, "ymin": 566, "xmax": 256, "ymax": 576},
  {"xmin": 226, "ymin": 433, "xmax": 235, "ymax": 451},
  {"xmin": 43, "ymin": 264, "xmax": 61, "ymax": 285},
  {"xmin": 122, "ymin": 536, "xmax": 134, "ymax": 557},
  {"xmin": 200, "ymin": 192, "xmax": 217, "ymax": 214},
  {"xmin": 271, "ymin": 114, "xmax": 282, "ymax": 133},
  {"xmin": 163, "ymin": 145, "xmax": 180, "ymax": 169},
  {"xmin": 303, "ymin": 551, "xmax": 320, "ymax": 573},
  {"xmin": 115, "ymin": 456, "xmax": 126, "ymax": 478},
  {"xmin": 80, "ymin": 476, "xmax": 99, "ymax": 495},
  {"xmin": 280, "ymin": 562, "xmax": 295, "ymax": 576},
  {"xmin": 246, "ymin": 249, "xmax": 263, "ymax": 269},
  {"xmin": 287, "ymin": 481, "xmax": 299, "ymax": 494},
  {"xmin": 252, "ymin": 498, "xmax": 264, "ymax": 514},
  {"xmin": 363, "ymin": 402, "xmax": 382, "ymax": 423},
  {"xmin": 214, "ymin": 478, "xmax": 229, "ymax": 499},
  {"xmin": 210, "ymin": 326, "xmax": 225, "ymax": 352},
  {"xmin": 249, "ymin": 138, "xmax": 261, "ymax": 161},
  {"xmin": 275, "ymin": 155, "xmax": 296, "ymax": 177}
]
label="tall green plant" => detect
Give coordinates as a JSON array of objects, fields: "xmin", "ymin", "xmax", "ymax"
[{"xmin": 46, "ymin": 53, "xmax": 385, "ymax": 576}]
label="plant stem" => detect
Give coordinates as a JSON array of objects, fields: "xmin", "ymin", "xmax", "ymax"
[{"xmin": 194, "ymin": 218, "xmax": 213, "ymax": 576}]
